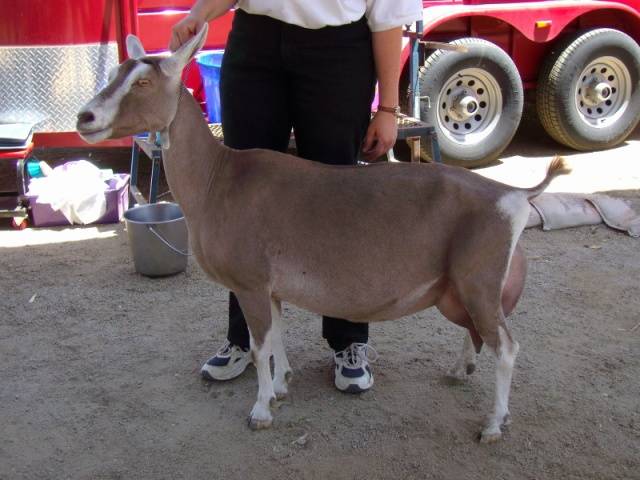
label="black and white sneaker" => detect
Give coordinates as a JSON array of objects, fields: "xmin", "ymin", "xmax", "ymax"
[
  {"xmin": 201, "ymin": 341, "xmax": 251, "ymax": 381},
  {"xmin": 334, "ymin": 343, "xmax": 377, "ymax": 393}
]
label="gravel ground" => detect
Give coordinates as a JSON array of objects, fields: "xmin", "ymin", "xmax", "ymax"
[{"xmin": 1, "ymin": 124, "xmax": 639, "ymax": 480}]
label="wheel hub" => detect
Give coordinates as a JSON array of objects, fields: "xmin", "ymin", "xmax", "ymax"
[
  {"xmin": 449, "ymin": 94, "xmax": 479, "ymax": 121},
  {"xmin": 575, "ymin": 56, "xmax": 631, "ymax": 127},
  {"xmin": 437, "ymin": 68, "xmax": 502, "ymax": 144},
  {"xmin": 583, "ymin": 81, "xmax": 612, "ymax": 106}
]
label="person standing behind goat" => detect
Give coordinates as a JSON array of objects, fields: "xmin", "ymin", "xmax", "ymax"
[{"xmin": 171, "ymin": 0, "xmax": 423, "ymax": 393}]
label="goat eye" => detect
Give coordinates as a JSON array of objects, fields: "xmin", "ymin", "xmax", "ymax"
[{"xmin": 136, "ymin": 79, "xmax": 151, "ymax": 87}]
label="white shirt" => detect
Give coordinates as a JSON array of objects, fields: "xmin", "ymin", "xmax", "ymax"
[{"xmin": 235, "ymin": 0, "xmax": 423, "ymax": 32}]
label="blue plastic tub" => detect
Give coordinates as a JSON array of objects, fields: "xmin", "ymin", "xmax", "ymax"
[{"xmin": 196, "ymin": 51, "xmax": 225, "ymax": 123}]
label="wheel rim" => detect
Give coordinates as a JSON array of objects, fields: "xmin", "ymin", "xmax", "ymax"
[
  {"xmin": 437, "ymin": 68, "xmax": 503, "ymax": 145},
  {"xmin": 575, "ymin": 56, "xmax": 631, "ymax": 128}
]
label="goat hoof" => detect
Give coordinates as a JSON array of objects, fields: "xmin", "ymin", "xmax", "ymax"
[
  {"xmin": 445, "ymin": 370, "xmax": 466, "ymax": 384},
  {"xmin": 248, "ymin": 413, "xmax": 273, "ymax": 430},
  {"xmin": 248, "ymin": 416, "xmax": 272, "ymax": 430},
  {"xmin": 466, "ymin": 363, "xmax": 476, "ymax": 375},
  {"xmin": 274, "ymin": 389, "xmax": 288, "ymax": 401},
  {"xmin": 248, "ymin": 400, "xmax": 274, "ymax": 430},
  {"xmin": 479, "ymin": 428, "xmax": 502, "ymax": 444}
]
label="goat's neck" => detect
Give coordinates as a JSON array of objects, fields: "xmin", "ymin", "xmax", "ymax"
[{"xmin": 162, "ymin": 85, "xmax": 227, "ymax": 217}]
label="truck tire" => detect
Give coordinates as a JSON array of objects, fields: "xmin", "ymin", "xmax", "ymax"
[
  {"xmin": 537, "ymin": 28, "xmax": 640, "ymax": 151},
  {"xmin": 418, "ymin": 38, "xmax": 523, "ymax": 168}
]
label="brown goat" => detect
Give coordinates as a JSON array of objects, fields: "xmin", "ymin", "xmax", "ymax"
[{"xmin": 77, "ymin": 25, "xmax": 570, "ymax": 442}]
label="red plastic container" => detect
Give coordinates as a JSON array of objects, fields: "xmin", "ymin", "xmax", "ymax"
[{"xmin": 28, "ymin": 174, "xmax": 130, "ymax": 227}]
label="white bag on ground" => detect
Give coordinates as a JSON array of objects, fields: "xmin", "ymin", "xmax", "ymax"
[
  {"xmin": 27, "ymin": 160, "xmax": 108, "ymax": 224},
  {"xmin": 527, "ymin": 192, "xmax": 640, "ymax": 237}
]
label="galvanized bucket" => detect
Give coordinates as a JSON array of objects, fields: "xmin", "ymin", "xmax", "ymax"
[{"xmin": 123, "ymin": 202, "xmax": 189, "ymax": 277}]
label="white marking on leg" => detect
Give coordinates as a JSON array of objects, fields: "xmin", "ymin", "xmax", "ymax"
[
  {"xmin": 496, "ymin": 192, "xmax": 530, "ymax": 270},
  {"xmin": 271, "ymin": 301, "xmax": 292, "ymax": 400},
  {"xmin": 497, "ymin": 192, "xmax": 530, "ymax": 238},
  {"xmin": 495, "ymin": 192, "xmax": 531, "ymax": 307},
  {"xmin": 481, "ymin": 326, "xmax": 519, "ymax": 443},
  {"xmin": 448, "ymin": 331, "xmax": 477, "ymax": 380},
  {"xmin": 249, "ymin": 329, "xmax": 275, "ymax": 429}
]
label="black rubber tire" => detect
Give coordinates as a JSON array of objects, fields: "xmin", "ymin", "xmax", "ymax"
[
  {"xmin": 418, "ymin": 38, "xmax": 523, "ymax": 168},
  {"xmin": 537, "ymin": 28, "xmax": 640, "ymax": 151}
]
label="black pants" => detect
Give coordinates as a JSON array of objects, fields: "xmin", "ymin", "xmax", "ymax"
[{"xmin": 220, "ymin": 9, "xmax": 376, "ymax": 352}]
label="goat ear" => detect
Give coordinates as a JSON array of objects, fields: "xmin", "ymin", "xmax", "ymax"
[
  {"xmin": 126, "ymin": 35, "xmax": 147, "ymax": 60},
  {"xmin": 160, "ymin": 23, "xmax": 209, "ymax": 77}
]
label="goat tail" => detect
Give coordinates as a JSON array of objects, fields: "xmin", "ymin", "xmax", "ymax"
[{"xmin": 523, "ymin": 156, "xmax": 572, "ymax": 200}]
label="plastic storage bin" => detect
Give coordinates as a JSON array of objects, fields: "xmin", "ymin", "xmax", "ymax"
[
  {"xmin": 28, "ymin": 174, "xmax": 130, "ymax": 227},
  {"xmin": 196, "ymin": 51, "xmax": 225, "ymax": 123}
]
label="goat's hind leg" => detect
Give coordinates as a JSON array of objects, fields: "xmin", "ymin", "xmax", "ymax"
[
  {"xmin": 480, "ymin": 323, "xmax": 519, "ymax": 443},
  {"xmin": 453, "ymin": 274, "xmax": 520, "ymax": 442},
  {"xmin": 270, "ymin": 300, "xmax": 292, "ymax": 400},
  {"xmin": 234, "ymin": 291, "xmax": 277, "ymax": 430}
]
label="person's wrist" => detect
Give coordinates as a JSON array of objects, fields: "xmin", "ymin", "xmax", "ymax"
[
  {"xmin": 189, "ymin": 6, "xmax": 209, "ymax": 23},
  {"xmin": 377, "ymin": 105, "xmax": 401, "ymax": 117}
]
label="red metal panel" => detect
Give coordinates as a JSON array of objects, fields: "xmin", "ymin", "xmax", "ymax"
[
  {"xmin": 510, "ymin": 30, "xmax": 548, "ymax": 83},
  {"xmin": 0, "ymin": 0, "xmax": 118, "ymax": 46},
  {"xmin": 0, "ymin": 143, "xmax": 33, "ymax": 160},
  {"xmin": 137, "ymin": 0, "xmax": 194, "ymax": 10},
  {"xmin": 136, "ymin": 10, "xmax": 234, "ymax": 53},
  {"xmin": 117, "ymin": 0, "xmax": 139, "ymax": 61},
  {"xmin": 408, "ymin": 0, "xmax": 640, "ymax": 87},
  {"xmin": 33, "ymin": 132, "xmax": 132, "ymax": 148},
  {"xmin": 469, "ymin": 15, "xmax": 511, "ymax": 51},
  {"xmin": 420, "ymin": 1, "xmax": 640, "ymax": 43}
]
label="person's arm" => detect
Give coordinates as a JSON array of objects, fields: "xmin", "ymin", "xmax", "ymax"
[
  {"xmin": 170, "ymin": 0, "xmax": 236, "ymax": 51},
  {"xmin": 361, "ymin": 27, "xmax": 403, "ymax": 161}
]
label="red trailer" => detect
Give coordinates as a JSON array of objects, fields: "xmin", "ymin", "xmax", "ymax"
[{"xmin": 1, "ymin": 0, "xmax": 639, "ymax": 167}]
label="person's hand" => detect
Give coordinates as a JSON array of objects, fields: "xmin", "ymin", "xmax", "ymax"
[
  {"xmin": 170, "ymin": 13, "xmax": 206, "ymax": 51},
  {"xmin": 361, "ymin": 111, "xmax": 398, "ymax": 161}
]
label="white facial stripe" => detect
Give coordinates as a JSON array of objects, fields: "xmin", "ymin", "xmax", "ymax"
[
  {"xmin": 81, "ymin": 62, "xmax": 152, "ymax": 131},
  {"xmin": 107, "ymin": 66, "xmax": 118, "ymax": 82},
  {"xmin": 102, "ymin": 63, "xmax": 152, "ymax": 120}
]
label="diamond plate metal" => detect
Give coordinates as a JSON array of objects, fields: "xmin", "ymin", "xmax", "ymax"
[{"xmin": 0, "ymin": 43, "xmax": 119, "ymax": 132}]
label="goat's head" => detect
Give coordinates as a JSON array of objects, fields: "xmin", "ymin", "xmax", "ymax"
[{"xmin": 76, "ymin": 24, "xmax": 209, "ymax": 147}]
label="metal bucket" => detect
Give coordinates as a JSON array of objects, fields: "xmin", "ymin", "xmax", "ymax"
[{"xmin": 123, "ymin": 202, "xmax": 189, "ymax": 277}]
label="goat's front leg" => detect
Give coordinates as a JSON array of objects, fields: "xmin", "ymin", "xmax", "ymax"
[
  {"xmin": 270, "ymin": 300, "xmax": 292, "ymax": 400},
  {"xmin": 234, "ymin": 290, "xmax": 276, "ymax": 430}
]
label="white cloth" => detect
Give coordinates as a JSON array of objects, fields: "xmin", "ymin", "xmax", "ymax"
[
  {"xmin": 27, "ymin": 160, "xmax": 108, "ymax": 225},
  {"xmin": 235, "ymin": 0, "xmax": 423, "ymax": 31}
]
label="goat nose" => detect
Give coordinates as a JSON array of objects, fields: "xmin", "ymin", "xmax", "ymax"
[{"xmin": 77, "ymin": 110, "xmax": 95, "ymax": 124}]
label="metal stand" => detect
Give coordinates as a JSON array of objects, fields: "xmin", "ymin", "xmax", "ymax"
[
  {"xmin": 386, "ymin": 21, "xmax": 442, "ymax": 164},
  {"xmin": 395, "ymin": 115, "xmax": 441, "ymax": 163},
  {"xmin": 0, "ymin": 143, "xmax": 32, "ymax": 224},
  {"xmin": 130, "ymin": 135, "xmax": 163, "ymax": 205}
]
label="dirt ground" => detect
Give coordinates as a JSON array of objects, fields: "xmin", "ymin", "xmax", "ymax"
[{"xmin": 1, "ymin": 123, "xmax": 639, "ymax": 480}]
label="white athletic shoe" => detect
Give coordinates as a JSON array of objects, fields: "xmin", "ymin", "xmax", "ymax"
[
  {"xmin": 201, "ymin": 341, "xmax": 251, "ymax": 381},
  {"xmin": 334, "ymin": 343, "xmax": 377, "ymax": 393}
]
